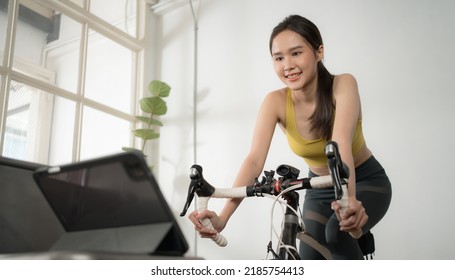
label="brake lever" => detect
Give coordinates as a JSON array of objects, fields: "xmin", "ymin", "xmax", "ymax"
[
  {"xmin": 180, "ymin": 179, "xmax": 196, "ymax": 217},
  {"xmin": 325, "ymin": 141, "xmax": 349, "ymax": 200},
  {"xmin": 325, "ymin": 141, "xmax": 362, "ymax": 239},
  {"xmin": 180, "ymin": 164, "xmax": 227, "ymax": 246},
  {"xmin": 180, "ymin": 164, "xmax": 215, "ymax": 216}
]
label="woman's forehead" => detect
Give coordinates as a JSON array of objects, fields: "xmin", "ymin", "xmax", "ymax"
[{"xmin": 271, "ymin": 30, "xmax": 311, "ymax": 54}]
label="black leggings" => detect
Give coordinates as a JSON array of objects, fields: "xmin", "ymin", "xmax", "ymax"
[{"xmin": 299, "ymin": 156, "xmax": 392, "ymax": 260}]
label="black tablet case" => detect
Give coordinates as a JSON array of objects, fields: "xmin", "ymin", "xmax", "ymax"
[
  {"xmin": 32, "ymin": 151, "xmax": 188, "ymax": 256},
  {"xmin": 0, "ymin": 157, "xmax": 63, "ymax": 253}
]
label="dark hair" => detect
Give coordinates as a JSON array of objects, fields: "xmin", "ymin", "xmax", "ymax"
[{"xmin": 269, "ymin": 15, "xmax": 334, "ymax": 140}]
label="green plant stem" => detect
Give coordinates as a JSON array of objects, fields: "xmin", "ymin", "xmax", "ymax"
[{"xmin": 141, "ymin": 112, "xmax": 154, "ymax": 153}]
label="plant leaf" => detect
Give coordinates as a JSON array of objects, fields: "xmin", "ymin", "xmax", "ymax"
[
  {"xmin": 140, "ymin": 96, "xmax": 167, "ymax": 115},
  {"xmin": 135, "ymin": 116, "xmax": 163, "ymax": 126},
  {"xmin": 133, "ymin": 128, "xmax": 160, "ymax": 140},
  {"xmin": 149, "ymin": 80, "xmax": 171, "ymax": 97}
]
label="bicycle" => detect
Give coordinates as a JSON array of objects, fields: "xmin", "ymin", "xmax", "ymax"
[{"xmin": 180, "ymin": 141, "xmax": 372, "ymax": 260}]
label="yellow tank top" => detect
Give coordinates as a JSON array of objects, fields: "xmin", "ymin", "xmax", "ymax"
[{"xmin": 285, "ymin": 89, "xmax": 365, "ymax": 167}]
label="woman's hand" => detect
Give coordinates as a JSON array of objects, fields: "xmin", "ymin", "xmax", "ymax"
[
  {"xmin": 331, "ymin": 197, "xmax": 368, "ymax": 236},
  {"xmin": 188, "ymin": 209, "xmax": 226, "ymax": 238}
]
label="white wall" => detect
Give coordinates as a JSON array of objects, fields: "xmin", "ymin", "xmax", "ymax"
[{"xmin": 154, "ymin": 0, "xmax": 455, "ymax": 260}]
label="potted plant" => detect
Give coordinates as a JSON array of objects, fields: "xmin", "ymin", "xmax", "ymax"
[{"xmin": 123, "ymin": 80, "xmax": 171, "ymax": 157}]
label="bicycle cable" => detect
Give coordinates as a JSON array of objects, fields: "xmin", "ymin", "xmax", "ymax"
[{"xmin": 265, "ymin": 184, "xmax": 307, "ymax": 259}]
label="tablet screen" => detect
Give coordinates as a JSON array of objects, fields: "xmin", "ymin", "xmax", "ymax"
[{"xmin": 33, "ymin": 152, "xmax": 171, "ymax": 232}]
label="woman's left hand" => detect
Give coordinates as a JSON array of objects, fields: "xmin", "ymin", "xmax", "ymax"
[{"xmin": 331, "ymin": 197, "xmax": 368, "ymax": 235}]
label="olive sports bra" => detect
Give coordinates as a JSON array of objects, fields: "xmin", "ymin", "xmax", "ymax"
[{"xmin": 285, "ymin": 89, "xmax": 365, "ymax": 167}]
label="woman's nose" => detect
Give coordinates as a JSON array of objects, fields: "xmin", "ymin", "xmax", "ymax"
[
  {"xmin": 282, "ymin": 59, "xmax": 295, "ymax": 71},
  {"xmin": 284, "ymin": 65, "xmax": 295, "ymax": 72}
]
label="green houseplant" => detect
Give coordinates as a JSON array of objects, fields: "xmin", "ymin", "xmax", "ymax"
[{"xmin": 123, "ymin": 80, "xmax": 171, "ymax": 155}]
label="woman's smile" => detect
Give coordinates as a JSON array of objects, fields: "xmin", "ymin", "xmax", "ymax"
[{"xmin": 285, "ymin": 71, "xmax": 302, "ymax": 81}]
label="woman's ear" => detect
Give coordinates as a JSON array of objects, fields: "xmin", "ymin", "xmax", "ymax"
[{"xmin": 317, "ymin": 45, "xmax": 324, "ymax": 62}]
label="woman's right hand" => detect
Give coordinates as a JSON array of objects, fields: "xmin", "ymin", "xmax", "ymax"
[{"xmin": 188, "ymin": 209, "xmax": 225, "ymax": 238}]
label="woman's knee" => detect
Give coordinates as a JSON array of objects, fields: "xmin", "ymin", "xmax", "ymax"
[
  {"xmin": 325, "ymin": 216, "xmax": 343, "ymax": 246},
  {"xmin": 325, "ymin": 216, "xmax": 363, "ymax": 259}
]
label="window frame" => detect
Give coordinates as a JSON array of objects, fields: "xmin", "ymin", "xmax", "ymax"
[{"xmin": 0, "ymin": 0, "xmax": 148, "ymax": 164}]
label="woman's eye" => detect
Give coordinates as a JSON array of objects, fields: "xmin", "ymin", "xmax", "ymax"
[
  {"xmin": 274, "ymin": 57, "xmax": 283, "ymax": 62},
  {"xmin": 292, "ymin": 51, "xmax": 302, "ymax": 57}
]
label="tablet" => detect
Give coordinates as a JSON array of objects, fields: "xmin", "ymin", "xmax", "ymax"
[
  {"xmin": 0, "ymin": 157, "xmax": 63, "ymax": 253},
  {"xmin": 33, "ymin": 151, "xmax": 188, "ymax": 256}
]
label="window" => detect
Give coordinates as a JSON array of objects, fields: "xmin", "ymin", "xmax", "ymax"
[
  {"xmin": 3, "ymin": 69, "xmax": 55, "ymax": 163},
  {"xmin": 0, "ymin": 0, "xmax": 146, "ymax": 165}
]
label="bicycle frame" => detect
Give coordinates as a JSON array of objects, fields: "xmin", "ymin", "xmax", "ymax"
[{"xmin": 180, "ymin": 141, "xmax": 355, "ymax": 259}]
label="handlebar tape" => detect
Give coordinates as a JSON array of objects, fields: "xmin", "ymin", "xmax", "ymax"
[
  {"xmin": 196, "ymin": 196, "xmax": 228, "ymax": 247},
  {"xmin": 305, "ymin": 176, "xmax": 333, "ymax": 188},
  {"xmin": 339, "ymin": 185, "xmax": 363, "ymax": 239}
]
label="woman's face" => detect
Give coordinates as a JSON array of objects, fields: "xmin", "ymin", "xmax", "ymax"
[{"xmin": 271, "ymin": 30, "xmax": 323, "ymax": 92}]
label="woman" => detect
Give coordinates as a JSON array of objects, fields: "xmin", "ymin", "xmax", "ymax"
[{"xmin": 189, "ymin": 15, "xmax": 392, "ymax": 260}]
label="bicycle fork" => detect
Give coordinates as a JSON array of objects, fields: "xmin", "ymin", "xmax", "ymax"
[{"xmin": 269, "ymin": 191, "xmax": 301, "ymax": 260}]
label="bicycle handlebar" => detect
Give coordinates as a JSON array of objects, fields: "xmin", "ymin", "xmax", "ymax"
[{"xmin": 180, "ymin": 141, "xmax": 361, "ymax": 247}]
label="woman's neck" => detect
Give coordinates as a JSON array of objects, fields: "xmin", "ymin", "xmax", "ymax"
[{"xmin": 291, "ymin": 84, "xmax": 317, "ymax": 104}]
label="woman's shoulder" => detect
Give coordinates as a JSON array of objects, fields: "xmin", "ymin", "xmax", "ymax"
[
  {"xmin": 263, "ymin": 87, "xmax": 288, "ymax": 103},
  {"xmin": 333, "ymin": 73, "xmax": 358, "ymax": 86},
  {"xmin": 333, "ymin": 73, "xmax": 360, "ymax": 98},
  {"xmin": 259, "ymin": 88, "xmax": 288, "ymax": 124}
]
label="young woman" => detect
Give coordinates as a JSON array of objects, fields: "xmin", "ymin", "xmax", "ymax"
[{"xmin": 189, "ymin": 15, "xmax": 392, "ymax": 260}]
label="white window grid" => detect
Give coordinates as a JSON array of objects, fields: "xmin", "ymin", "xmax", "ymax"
[{"xmin": 0, "ymin": 0, "xmax": 148, "ymax": 164}]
